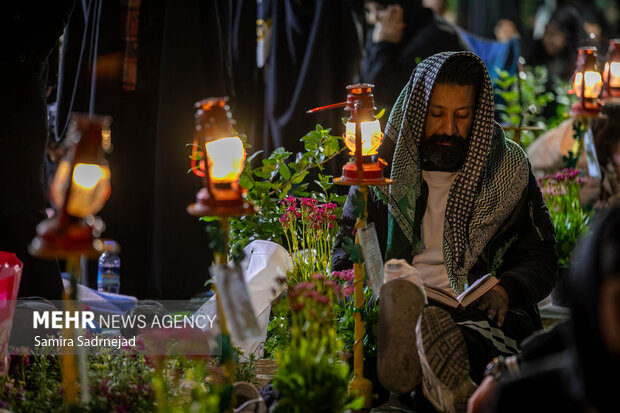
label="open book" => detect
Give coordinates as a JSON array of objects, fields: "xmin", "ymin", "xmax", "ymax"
[{"xmin": 423, "ymin": 273, "xmax": 499, "ymax": 309}]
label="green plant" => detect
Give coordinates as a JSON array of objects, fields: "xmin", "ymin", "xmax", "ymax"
[
  {"xmin": 0, "ymin": 344, "xmax": 156, "ymax": 412},
  {"xmin": 152, "ymin": 356, "xmax": 223, "ymax": 413},
  {"xmin": 538, "ymin": 167, "xmax": 592, "ymax": 266},
  {"xmin": 234, "ymin": 351, "xmax": 258, "ymax": 386},
  {"xmin": 264, "ymin": 293, "xmax": 291, "ymax": 359},
  {"xmin": 230, "ymin": 125, "xmax": 347, "ymax": 255},
  {"xmin": 271, "ymin": 277, "xmax": 363, "ymax": 413},
  {"xmin": 0, "ymin": 338, "xmax": 243, "ymax": 412},
  {"xmin": 494, "ymin": 65, "xmax": 575, "ymax": 149},
  {"xmin": 334, "ymin": 281, "xmax": 379, "ymax": 359}
]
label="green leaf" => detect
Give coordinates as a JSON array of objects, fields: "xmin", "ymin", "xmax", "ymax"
[
  {"xmin": 279, "ymin": 182, "xmax": 292, "ymax": 198},
  {"xmin": 279, "ymin": 163, "xmax": 291, "ymax": 180},
  {"xmin": 314, "ymin": 179, "xmax": 332, "ymax": 192},
  {"xmin": 376, "ymin": 108, "xmax": 386, "ymax": 120},
  {"xmin": 322, "ymin": 136, "xmax": 341, "ymax": 158},
  {"xmin": 254, "ymin": 169, "xmax": 272, "ymax": 180},
  {"xmin": 343, "ymin": 237, "xmax": 363, "ymax": 263},
  {"xmin": 352, "ymin": 189, "xmax": 367, "ymax": 219},
  {"xmin": 291, "ymin": 183, "xmax": 310, "ymax": 196},
  {"xmin": 246, "ymin": 150, "xmax": 263, "ymax": 164},
  {"xmin": 254, "ymin": 181, "xmax": 272, "ymax": 192},
  {"xmin": 291, "ymin": 171, "xmax": 309, "ymax": 184},
  {"xmin": 200, "ymin": 216, "xmax": 221, "ymax": 223}
]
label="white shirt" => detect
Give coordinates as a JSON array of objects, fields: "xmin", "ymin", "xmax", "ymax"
[{"xmin": 412, "ymin": 170, "xmax": 458, "ymax": 292}]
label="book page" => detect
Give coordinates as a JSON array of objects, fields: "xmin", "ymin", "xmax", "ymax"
[
  {"xmin": 457, "ymin": 274, "xmax": 498, "ymax": 307},
  {"xmin": 423, "ymin": 283, "xmax": 459, "ymax": 309}
]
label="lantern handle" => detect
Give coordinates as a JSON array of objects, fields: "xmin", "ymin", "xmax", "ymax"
[{"xmin": 306, "ymin": 101, "xmax": 347, "ymax": 113}]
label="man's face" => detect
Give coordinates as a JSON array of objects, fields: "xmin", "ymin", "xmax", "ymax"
[
  {"xmin": 421, "ymin": 83, "xmax": 476, "ymax": 171},
  {"xmin": 542, "ymin": 24, "xmax": 567, "ymax": 57},
  {"xmin": 365, "ymin": 1, "xmax": 387, "ymax": 26}
]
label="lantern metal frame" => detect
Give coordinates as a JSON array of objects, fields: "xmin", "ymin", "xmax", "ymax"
[
  {"xmin": 333, "ymin": 84, "xmax": 392, "ymax": 186},
  {"xmin": 603, "ymin": 39, "xmax": 620, "ymax": 104},
  {"xmin": 187, "ymin": 98, "xmax": 255, "ymax": 218},
  {"xmin": 569, "ymin": 46, "xmax": 603, "ymax": 117},
  {"xmin": 29, "ymin": 114, "xmax": 112, "ymax": 260}
]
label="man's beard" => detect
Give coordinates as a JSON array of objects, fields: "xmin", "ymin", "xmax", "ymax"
[{"xmin": 420, "ymin": 134, "xmax": 469, "ymax": 172}]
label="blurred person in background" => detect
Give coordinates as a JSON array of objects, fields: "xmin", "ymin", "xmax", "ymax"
[
  {"xmin": 525, "ymin": 3, "xmax": 586, "ymax": 81},
  {"xmin": 360, "ymin": 0, "xmax": 468, "ymax": 113}
]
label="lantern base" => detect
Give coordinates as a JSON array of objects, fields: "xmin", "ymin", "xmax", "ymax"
[
  {"xmin": 334, "ymin": 160, "xmax": 392, "ymax": 186},
  {"xmin": 570, "ymin": 102, "xmax": 600, "ymax": 117},
  {"xmin": 29, "ymin": 217, "xmax": 102, "ymax": 259},
  {"xmin": 603, "ymin": 96, "xmax": 620, "ymax": 106},
  {"xmin": 188, "ymin": 188, "xmax": 256, "ymax": 217}
]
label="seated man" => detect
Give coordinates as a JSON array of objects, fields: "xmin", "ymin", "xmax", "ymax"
[{"xmin": 333, "ymin": 51, "xmax": 557, "ymax": 413}]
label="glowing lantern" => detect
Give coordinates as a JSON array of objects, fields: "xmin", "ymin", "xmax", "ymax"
[
  {"xmin": 569, "ymin": 47, "xmax": 603, "ymax": 115},
  {"xmin": 30, "ymin": 114, "xmax": 112, "ymax": 258},
  {"xmin": 187, "ymin": 98, "xmax": 253, "ymax": 217},
  {"xmin": 336, "ymin": 84, "xmax": 390, "ymax": 185},
  {"xmin": 603, "ymin": 39, "xmax": 620, "ymax": 101}
]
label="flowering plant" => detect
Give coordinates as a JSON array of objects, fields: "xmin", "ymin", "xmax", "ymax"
[
  {"xmin": 280, "ymin": 196, "xmax": 339, "ymax": 283},
  {"xmin": 271, "ymin": 275, "xmax": 363, "ymax": 413},
  {"xmin": 0, "ymin": 337, "xmax": 257, "ymax": 412},
  {"xmin": 229, "ymin": 125, "xmax": 346, "ymax": 257},
  {"xmin": 538, "ymin": 167, "xmax": 592, "ymax": 266}
]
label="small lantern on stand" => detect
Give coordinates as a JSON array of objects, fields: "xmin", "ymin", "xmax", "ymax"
[
  {"xmin": 569, "ymin": 46, "xmax": 603, "ymax": 116},
  {"xmin": 309, "ymin": 83, "xmax": 391, "ymax": 408},
  {"xmin": 188, "ymin": 98, "xmax": 254, "ymax": 219},
  {"xmin": 29, "ymin": 113, "xmax": 113, "ymax": 405},
  {"xmin": 187, "ymin": 98, "xmax": 255, "ymax": 412},
  {"xmin": 335, "ymin": 84, "xmax": 391, "ymax": 186},
  {"xmin": 602, "ymin": 39, "xmax": 620, "ymax": 103},
  {"xmin": 568, "ymin": 46, "xmax": 603, "ymax": 178}
]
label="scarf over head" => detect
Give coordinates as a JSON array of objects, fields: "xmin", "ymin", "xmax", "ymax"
[{"xmin": 378, "ymin": 51, "xmax": 529, "ymax": 293}]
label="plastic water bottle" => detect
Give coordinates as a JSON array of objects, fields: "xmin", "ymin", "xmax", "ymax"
[{"xmin": 97, "ymin": 241, "xmax": 121, "ymax": 294}]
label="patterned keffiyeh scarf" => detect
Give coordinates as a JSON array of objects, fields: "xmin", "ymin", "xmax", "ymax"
[{"xmin": 377, "ymin": 51, "xmax": 529, "ymax": 294}]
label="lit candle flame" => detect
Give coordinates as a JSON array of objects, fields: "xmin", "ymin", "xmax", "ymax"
[
  {"xmin": 205, "ymin": 136, "xmax": 246, "ymax": 182},
  {"xmin": 610, "ymin": 62, "xmax": 620, "ymax": 87},
  {"xmin": 72, "ymin": 164, "xmax": 105, "ymax": 189},
  {"xmin": 573, "ymin": 70, "xmax": 603, "ymax": 99},
  {"xmin": 344, "ymin": 120, "xmax": 383, "ymax": 156}
]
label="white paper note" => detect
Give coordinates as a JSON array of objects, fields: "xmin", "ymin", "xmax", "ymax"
[
  {"xmin": 358, "ymin": 222, "xmax": 384, "ymax": 299},
  {"xmin": 213, "ymin": 264, "xmax": 261, "ymax": 343}
]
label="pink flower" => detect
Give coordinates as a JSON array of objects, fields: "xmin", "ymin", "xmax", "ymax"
[
  {"xmin": 342, "ymin": 284, "xmax": 355, "ymax": 298},
  {"xmin": 300, "ymin": 198, "xmax": 318, "ymax": 207},
  {"xmin": 311, "ymin": 273, "xmax": 326, "ymax": 281},
  {"xmin": 332, "ymin": 269, "xmax": 355, "ymax": 282}
]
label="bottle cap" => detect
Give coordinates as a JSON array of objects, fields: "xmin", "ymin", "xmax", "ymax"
[{"xmin": 102, "ymin": 240, "xmax": 121, "ymax": 254}]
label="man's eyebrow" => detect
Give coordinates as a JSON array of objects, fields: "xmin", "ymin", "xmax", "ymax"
[{"xmin": 429, "ymin": 104, "xmax": 474, "ymax": 110}]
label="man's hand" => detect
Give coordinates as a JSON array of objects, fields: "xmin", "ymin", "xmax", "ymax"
[
  {"xmin": 467, "ymin": 375, "xmax": 498, "ymax": 413},
  {"xmin": 475, "ymin": 285, "xmax": 509, "ymax": 327},
  {"xmin": 372, "ymin": 4, "xmax": 406, "ymax": 44}
]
